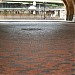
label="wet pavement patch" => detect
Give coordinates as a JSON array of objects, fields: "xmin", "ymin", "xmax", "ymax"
[{"xmin": 21, "ymin": 28, "xmax": 42, "ymax": 31}]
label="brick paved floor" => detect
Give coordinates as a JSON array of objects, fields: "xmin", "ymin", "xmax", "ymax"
[{"xmin": 0, "ymin": 22, "xmax": 75, "ymax": 75}]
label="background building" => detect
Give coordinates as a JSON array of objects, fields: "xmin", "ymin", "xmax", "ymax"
[{"xmin": 0, "ymin": 0, "xmax": 66, "ymax": 20}]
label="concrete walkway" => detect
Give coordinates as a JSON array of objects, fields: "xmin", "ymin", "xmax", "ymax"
[{"xmin": 0, "ymin": 19, "xmax": 66, "ymax": 22}]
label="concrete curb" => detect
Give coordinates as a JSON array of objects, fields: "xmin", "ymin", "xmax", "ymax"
[{"xmin": 0, "ymin": 19, "xmax": 74, "ymax": 23}]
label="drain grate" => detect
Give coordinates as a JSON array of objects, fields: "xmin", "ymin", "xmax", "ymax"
[{"xmin": 21, "ymin": 28, "xmax": 42, "ymax": 31}]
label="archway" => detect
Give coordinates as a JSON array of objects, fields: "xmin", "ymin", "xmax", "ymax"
[
  {"xmin": 0, "ymin": 0, "xmax": 74, "ymax": 21},
  {"xmin": 62, "ymin": 0, "xmax": 74, "ymax": 21}
]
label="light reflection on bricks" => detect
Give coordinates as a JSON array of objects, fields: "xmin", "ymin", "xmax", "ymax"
[{"xmin": 0, "ymin": 22, "xmax": 74, "ymax": 75}]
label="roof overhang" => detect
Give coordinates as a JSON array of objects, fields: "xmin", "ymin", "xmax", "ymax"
[{"xmin": 2, "ymin": 0, "xmax": 63, "ymax": 3}]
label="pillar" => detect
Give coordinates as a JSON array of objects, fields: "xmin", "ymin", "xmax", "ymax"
[{"xmin": 63, "ymin": 0, "xmax": 74, "ymax": 21}]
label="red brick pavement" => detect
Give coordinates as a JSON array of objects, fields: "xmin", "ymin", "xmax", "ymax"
[{"xmin": 0, "ymin": 22, "xmax": 75, "ymax": 75}]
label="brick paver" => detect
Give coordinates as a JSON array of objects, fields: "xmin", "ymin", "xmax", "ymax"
[{"xmin": 0, "ymin": 22, "xmax": 75, "ymax": 75}]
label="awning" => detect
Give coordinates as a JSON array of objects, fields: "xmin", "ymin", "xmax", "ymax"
[{"xmin": 28, "ymin": 6, "xmax": 36, "ymax": 10}]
